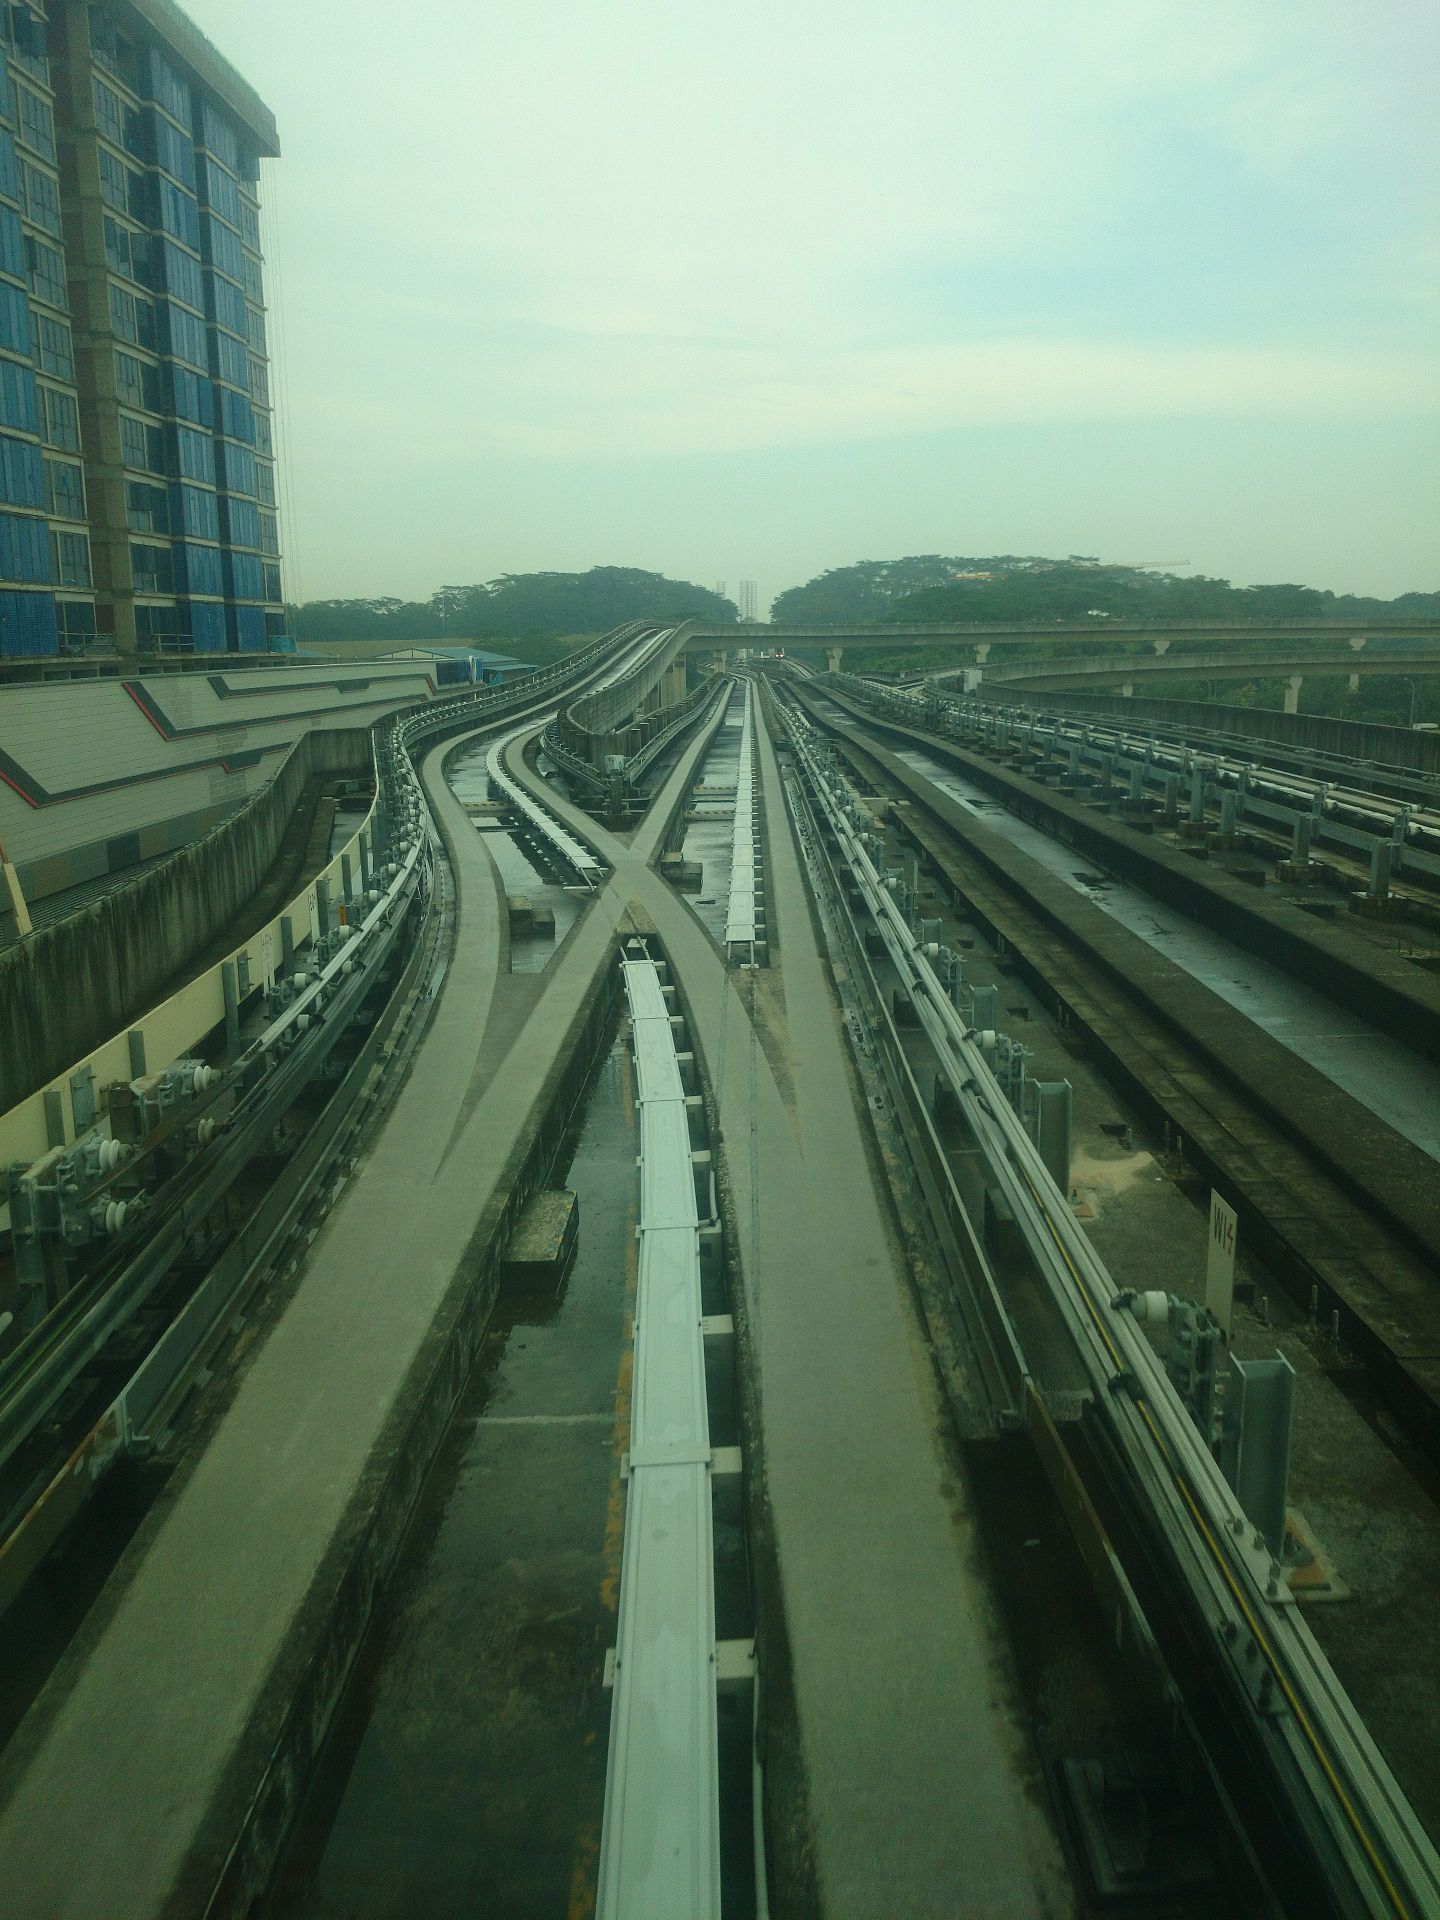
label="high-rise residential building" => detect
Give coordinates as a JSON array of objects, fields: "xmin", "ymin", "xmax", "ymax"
[{"xmin": 0, "ymin": 0, "xmax": 282, "ymax": 660}]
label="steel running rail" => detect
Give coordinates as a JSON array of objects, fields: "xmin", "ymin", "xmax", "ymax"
[
  {"xmin": 777, "ymin": 689, "xmax": 1440, "ymax": 1920},
  {"xmin": 724, "ymin": 682, "xmax": 764, "ymax": 964},
  {"xmin": 597, "ymin": 950, "xmax": 721, "ymax": 1920}
]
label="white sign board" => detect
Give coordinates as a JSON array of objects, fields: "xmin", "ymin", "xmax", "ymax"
[{"xmin": 1206, "ymin": 1190, "xmax": 1237, "ymax": 1340}]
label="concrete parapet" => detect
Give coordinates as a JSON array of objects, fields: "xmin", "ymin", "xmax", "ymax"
[{"xmin": 0, "ymin": 728, "xmax": 370, "ymax": 1113}]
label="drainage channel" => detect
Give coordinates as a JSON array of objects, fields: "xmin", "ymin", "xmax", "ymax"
[{"xmin": 264, "ymin": 997, "xmax": 756, "ymax": 1918}]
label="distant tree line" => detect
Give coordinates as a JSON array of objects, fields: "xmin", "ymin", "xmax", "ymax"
[
  {"xmin": 771, "ymin": 554, "xmax": 1440, "ymax": 628},
  {"xmin": 288, "ymin": 567, "xmax": 737, "ymax": 647},
  {"xmin": 773, "ymin": 555, "xmax": 1440, "ymax": 727},
  {"xmin": 286, "ymin": 553, "xmax": 1439, "ymax": 723}
]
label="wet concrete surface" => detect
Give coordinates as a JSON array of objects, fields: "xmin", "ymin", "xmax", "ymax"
[
  {"xmin": 893, "ymin": 746, "xmax": 1440, "ymax": 1158},
  {"xmin": 265, "ymin": 1034, "xmax": 635, "ymax": 1920}
]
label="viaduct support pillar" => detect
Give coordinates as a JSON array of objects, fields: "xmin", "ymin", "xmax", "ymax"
[
  {"xmin": 1284, "ymin": 674, "xmax": 1303, "ymax": 716},
  {"xmin": 825, "ymin": 646, "xmax": 843, "ymax": 674}
]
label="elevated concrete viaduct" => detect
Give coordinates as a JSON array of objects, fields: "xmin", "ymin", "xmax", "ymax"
[
  {"xmin": 682, "ymin": 616, "xmax": 1440, "ymax": 666},
  {"xmin": 933, "ymin": 639, "xmax": 1440, "ymax": 710},
  {"xmin": 6, "ymin": 622, "xmax": 1440, "ymax": 1919}
]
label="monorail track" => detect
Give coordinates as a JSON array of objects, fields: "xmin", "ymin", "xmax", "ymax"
[
  {"xmin": 788, "ymin": 677, "xmax": 1440, "ymax": 1475},
  {"xmin": 772, "ymin": 676, "xmax": 1440, "ymax": 1920},
  {"xmin": 0, "ymin": 623, "xmax": 676, "ymax": 1640}
]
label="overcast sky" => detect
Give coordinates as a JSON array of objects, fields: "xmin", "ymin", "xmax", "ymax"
[{"xmin": 184, "ymin": 0, "xmax": 1438, "ymax": 609}]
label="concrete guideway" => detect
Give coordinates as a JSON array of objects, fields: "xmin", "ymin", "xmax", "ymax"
[
  {"xmin": 0, "ymin": 723, "xmax": 501, "ymax": 1920},
  {"xmin": 0, "ymin": 700, "xmax": 714, "ymax": 1920},
  {"xmin": 507, "ymin": 705, "xmax": 1072, "ymax": 1913},
  {"xmin": 0, "ymin": 656, "xmax": 1065, "ymax": 1918}
]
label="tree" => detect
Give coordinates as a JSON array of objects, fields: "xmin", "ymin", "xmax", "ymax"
[
  {"xmin": 288, "ymin": 567, "xmax": 738, "ymax": 648},
  {"xmin": 770, "ymin": 556, "xmax": 1038, "ymax": 624}
]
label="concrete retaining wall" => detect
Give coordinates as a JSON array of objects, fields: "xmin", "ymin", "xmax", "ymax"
[
  {"xmin": 0, "ymin": 663, "xmax": 435, "ymax": 900},
  {"xmin": 998, "ymin": 689, "xmax": 1440, "ymax": 775},
  {"xmin": 0, "ymin": 728, "xmax": 371, "ymax": 1113}
]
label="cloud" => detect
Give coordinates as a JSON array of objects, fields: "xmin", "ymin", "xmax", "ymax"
[
  {"xmin": 183, "ymin": 0, "xmax": 1440, "ymax": 597},
  {"xmin": 454, "ymin": 336, "xmax": 1437, "ymax": 459}
]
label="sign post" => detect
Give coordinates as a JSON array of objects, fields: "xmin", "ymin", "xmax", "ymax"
[{"xmin": 1206, "ymin": 1190, "xmax": 1238, "ymax": 1340}]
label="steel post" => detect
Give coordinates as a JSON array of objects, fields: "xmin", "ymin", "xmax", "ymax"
[
  {"xmin": 221, "ymin": 959, "xmax": 240, "ymax": 1060},
  {"xmin": 1031, "ymin": 1080, "xmax": 1073, "ymax": 1197},
  {"xmin": 1220, "ymin": 1354, "xmax": 1296, "ymax": 1560}
]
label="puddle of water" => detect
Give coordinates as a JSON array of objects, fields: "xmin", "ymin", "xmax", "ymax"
[{"xmin": 1069, "ymin": 1146, "xmax": 1157, "ymax": 1198}]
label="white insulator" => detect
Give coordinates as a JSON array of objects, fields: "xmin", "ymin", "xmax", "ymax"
[
  {"xmin": 191, "ymin": 1064, "xmax": 218, "ymax": 1094},
  {"xmin": 296, "ymin": 1012, "xmax": 311, "ymax": 1032},
  {"xmin": 196, "ymin": 1117, "xmax": 217, "ymax": 1147},
  {"xmin": 104, "ymin": 1199, "xmax": 128, "ymax": 1235},
  {"xmin": 1131, "ymin": 1290, "xmax": 1171, "ymax": 1332},
  {"xmin": 97, "ymin": 1136, "xmax": 126, "ymax": 1173},
  {"xmin": 978, "ymin": 1030, "xmax": 998, "ymax": 1051}
]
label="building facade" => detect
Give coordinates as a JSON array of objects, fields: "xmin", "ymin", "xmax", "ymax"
[{"xmin": 0, "ymin": 0, "xmax": 281, "ymax": 660}]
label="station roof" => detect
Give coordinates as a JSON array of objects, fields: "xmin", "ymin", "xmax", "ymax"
[{"xmin": 390, "ymin": 645, "xmax": 536, "ymax": 669}]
